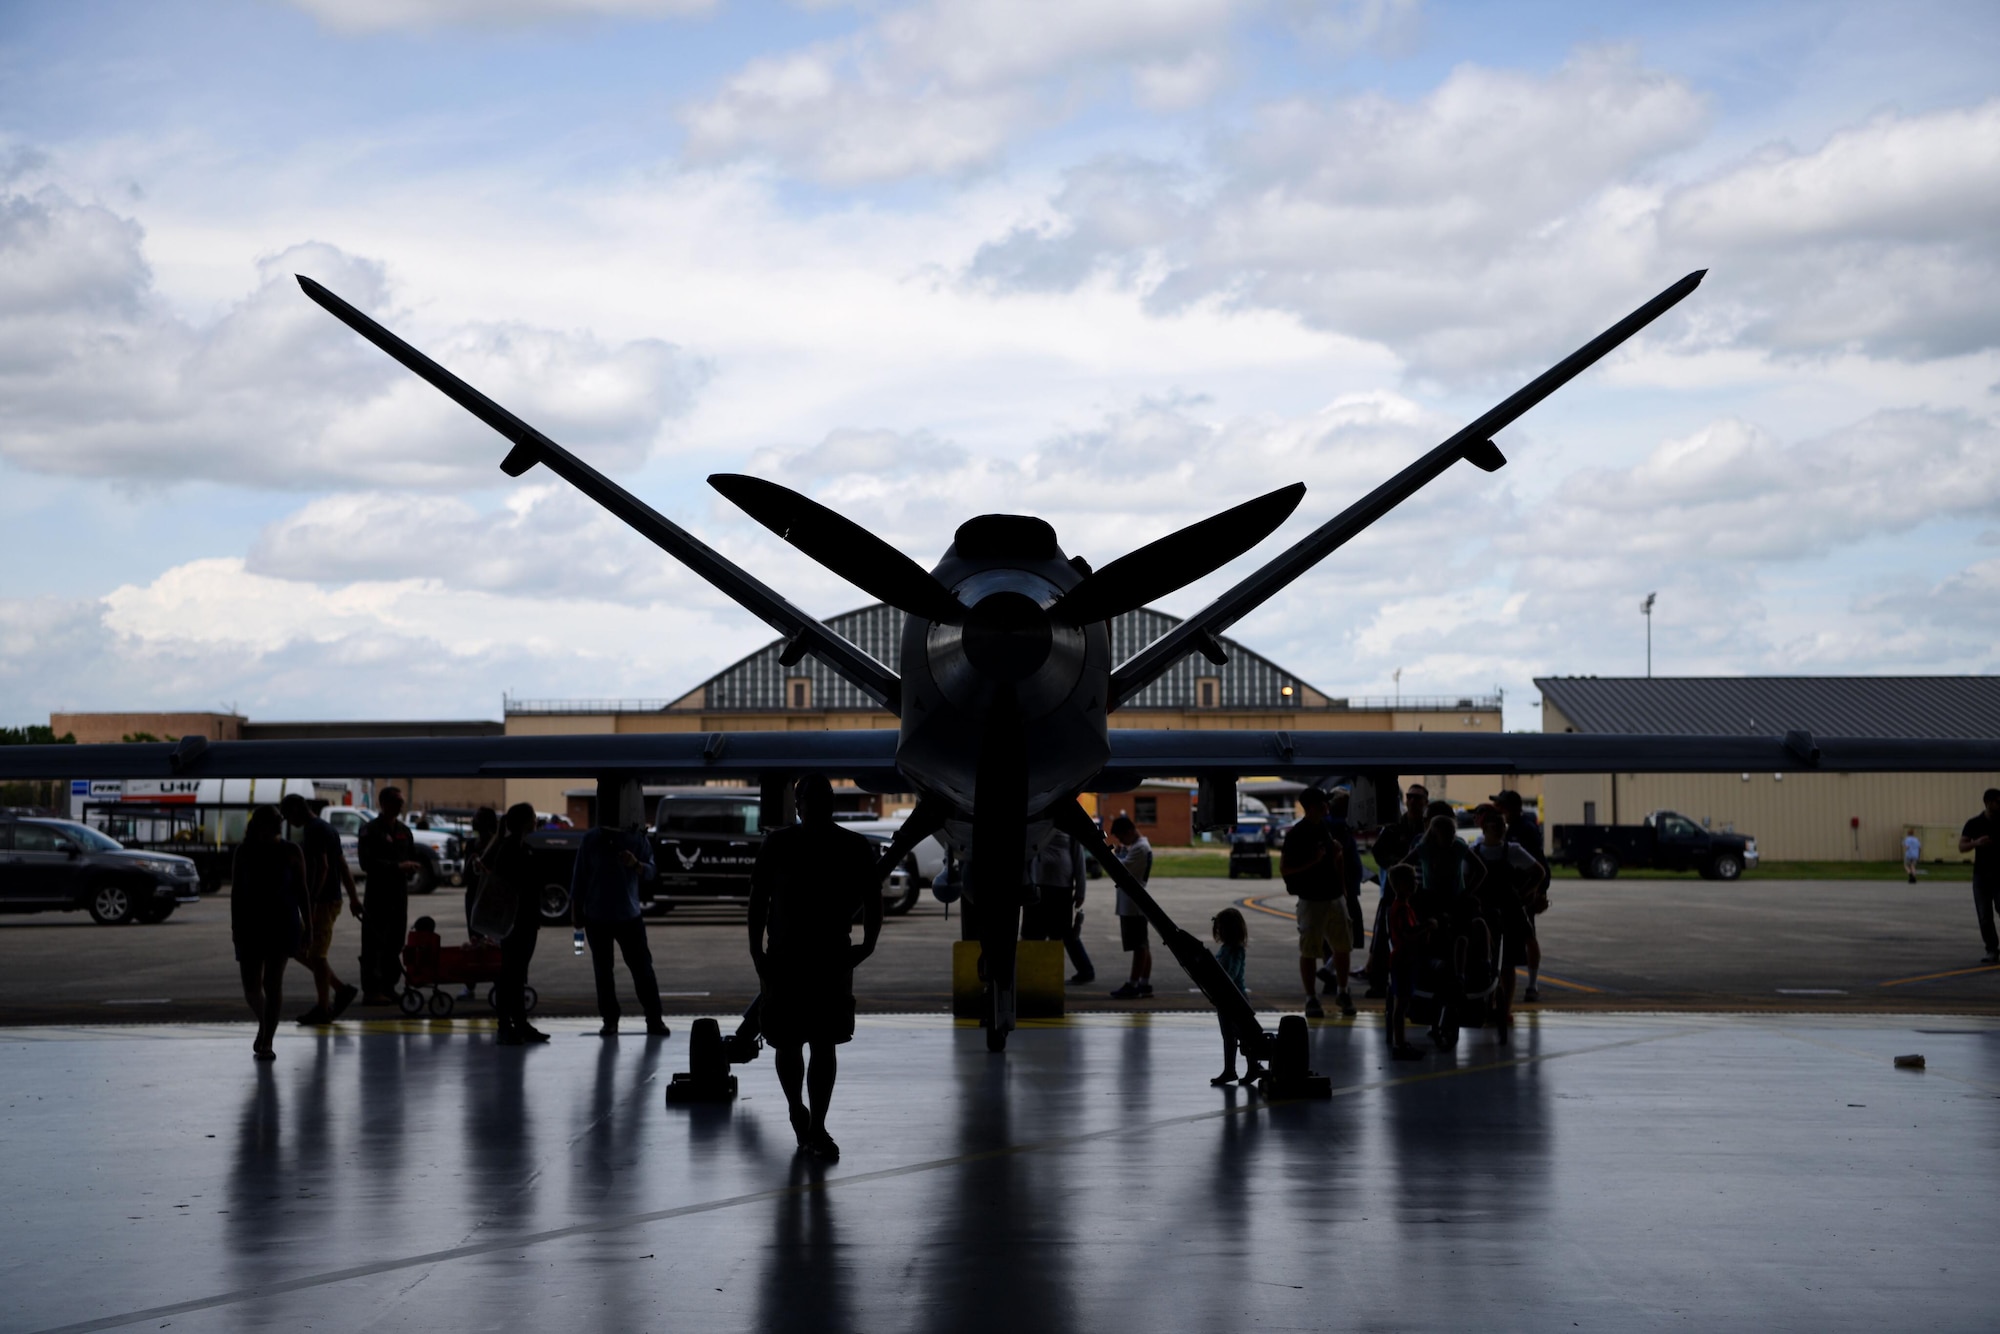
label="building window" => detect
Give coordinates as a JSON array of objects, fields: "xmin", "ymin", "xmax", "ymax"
[
  {"xmin": 1197, "ymin": 677, "xmax": 1220, "ymax": 709},
  {"xmin": 787, "ymin": 677, "xmax": 812, "ymax": 710},
  {"xmin": 1135, "ymin": 796, "xmax": 1158, "ymax": 825}
]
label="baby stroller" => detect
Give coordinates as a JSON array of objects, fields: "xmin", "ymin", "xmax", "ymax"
[
  {"xmin": 1404, "ymin": 907, "xmax": 1498, "ymax": 1049},
  {"xmin": 398, "ymin": 917, "xmax": 536, "ymax": 1019}
]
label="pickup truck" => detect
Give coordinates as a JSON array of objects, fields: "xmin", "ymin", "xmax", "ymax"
[
  {"xmin": 520, "ymin": 792, "xmax": 944, "ymax": 921},
  {"xmin": 1550, "ymin": 809, "xmax": 1758, "ymax": 881}
]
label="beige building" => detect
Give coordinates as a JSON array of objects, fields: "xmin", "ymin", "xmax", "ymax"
[
  {"xmin": 503, "ymin": 603, "xmax": 1510, "ymax": 826},
  {"xmin": 1536, "ymin": 677, "xmax": 2000, "ymax": 861},
  {"xmin": 49, "ymin": 711, "xmax": 506, "ymax": 813}
]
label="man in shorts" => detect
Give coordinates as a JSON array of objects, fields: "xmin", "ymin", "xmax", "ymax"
[
  {"xmin": 1283, "ymin": 787, "xmax": 1352, "ymax": 1017},
  {"xmin": 1903, "ymin": 830, "xmax": 1922, "ymax": 884},
  {"xmin": 748, "ymin": 774, "xmax": 882, "ymax": 1161},
  {"xmin": 282, "ymin": 793, "xmax": 362, "ymax": 1025},
  {"xmin": 1106, "ymin": 816, "xmax": 1155, "ymax": 999}
]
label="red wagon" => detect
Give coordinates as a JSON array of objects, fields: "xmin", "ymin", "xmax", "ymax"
[{"xmin": 398, "ymin": 921, "xmax": 537, "ymax": 1018}]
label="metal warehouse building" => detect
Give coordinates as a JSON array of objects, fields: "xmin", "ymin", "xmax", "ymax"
[{"xmin": 1537, "ymin": 676, "xmax": 2000, "ymax": 862}]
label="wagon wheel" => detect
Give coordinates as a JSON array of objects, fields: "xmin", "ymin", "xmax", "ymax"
[
  {"xmin": 398, "ymin": 988, "xmax": 424, "ymax": 1016},
  {"xmin": 428, "ymin": 989, "xmax": 456, "ymax": 1018},
  {"xmin": 521, "ymin": 986, "xmax": 538, "ymax": 1015}
]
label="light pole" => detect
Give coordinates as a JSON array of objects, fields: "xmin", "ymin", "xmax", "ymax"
[
  {"xmin": 1393, "ymin": 667, "xmax": 1402, "ymax": 707},
  {"xmin": 1640, "ymin": 592, "xmax": 1656, "ymax": 678}
]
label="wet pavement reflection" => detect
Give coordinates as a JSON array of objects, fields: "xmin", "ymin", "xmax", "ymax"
[{"xmin": 3, "ymin": 1013, "xmax": 1997, "ymax": 1332}]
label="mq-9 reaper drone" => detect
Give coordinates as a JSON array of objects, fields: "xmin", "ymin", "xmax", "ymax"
[
  {"xmin": 15, "ymin": 267, "xmax": 1994, "ymax": 1095},
  {"xmin": 295, "ymin": 269, "xmax": 1693, "ymax": 1094}
]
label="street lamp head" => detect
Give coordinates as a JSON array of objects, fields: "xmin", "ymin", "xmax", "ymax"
[{"xmin": 1641, "ymin": 592, "xmax": 1657, "ymax": 615}]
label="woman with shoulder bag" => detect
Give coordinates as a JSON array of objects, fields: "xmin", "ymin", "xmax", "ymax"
[
  {"xmin": 476, "ymin": 803, "xmax": 548, "ymax": 1046},
  {"xmin": 232, "ymin": 805, "xmax": 309, "ymax": 1060}
]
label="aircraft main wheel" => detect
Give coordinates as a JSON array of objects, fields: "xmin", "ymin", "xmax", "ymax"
[
  {"xmin": 428, "ymin": 989, "xmax": 455, "ymax": 1017},
  {"xmin": 398, "ymin": 989, "xmax": 424, "ymax": 1016},
  {"xmin": 985, "ymin": 1025, "xmax": 1007, "ymax": 1052}
]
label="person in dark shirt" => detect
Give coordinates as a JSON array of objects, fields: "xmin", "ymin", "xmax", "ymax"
[
  {"xmin": 232, "ymin": 805, "xmax": 308, "ymax": 1060},
  {"xmin": 280, "ymin": 794, "xmax": 361, "ymax": 1025},
  {"xmin": 1282, "ymin": 787, "xmax": 1351, "ymax": 1018},
  {"xmin": 1959, "ymin": 788, "xmax": 2000, "ymax": 964},
  {"xmin": 1493, "ymin": 789, "xmax": 1549, "ymax": 1000},
  {"xmin": 481, "ymin": 803, "xmax": 549, "ymax": 1045},
  {"xmin": 571, "ymin": 807, "xmax": 667, "ymax": 1038},
  {"xmin": 749, "ymin": 773, "xmax": 882, "ymax": 1161},
  {"xmin": 356, "ymin": 787, "xmax": 421, "ymax": 1004}
]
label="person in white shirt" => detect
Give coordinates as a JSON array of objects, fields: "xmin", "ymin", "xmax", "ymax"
[
  {"xmin": 1106, "ymin": 816, "xmax": 1154, "ymax": 999},
  {"xmin": 1902, "ymin": 831, "xmax": 1922, "ymax": 884}
]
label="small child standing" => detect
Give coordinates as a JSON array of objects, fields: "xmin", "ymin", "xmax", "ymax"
[
  {"xmin": 1210, "ymin": 908, "xmax": 1266, "ymax": 1086},
  {"xmin": 1384, "ymin": 866, "xmax": 1425, "ymax": 1061}
]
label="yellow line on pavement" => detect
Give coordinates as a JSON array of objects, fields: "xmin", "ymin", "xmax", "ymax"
[{"xmin": 1876, "ymin": 963, "xmax": 2000, "ymax": 989}]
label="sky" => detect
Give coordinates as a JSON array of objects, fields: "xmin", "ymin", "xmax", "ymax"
[{"xmin": 1, "ymin": 0, "xmax": 1996, "ymax": 731}]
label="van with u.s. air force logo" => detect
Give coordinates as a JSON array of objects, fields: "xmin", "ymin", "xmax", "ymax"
[{"xmin": 650, "ymin": 792, "xmax": 763, "ymax": 899}]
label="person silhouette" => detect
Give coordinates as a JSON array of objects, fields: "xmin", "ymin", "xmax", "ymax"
[{"xmin": 747, "ymin": 773, "xmax": 881, "ymax": 1161}]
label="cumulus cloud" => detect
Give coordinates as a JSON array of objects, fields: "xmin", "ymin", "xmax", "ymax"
[
  {"xmin": 972, "ymin": 46, "xmax": 1710, "ymax": 377},
  {"xmin": 969, "ymin": 55, "xmax": 2000, "ymax": 376},
  {"xmin": 0, "ymin": 556, "xmax": 772, "ymax": 719},
  {"xmin": 682, "ymin": 0, "xmax": 1253, "ymax": 184},
  {"xmin": 1660, "ymin": 101, "xmax": 2000, "ymax": 360},
  {"xmin": 245, "ymin": 486, "xmax": 721, "ymax": 602},
  {"xmin": 282, "ymin": 0, "xmax": 715, "ymax": 32},
  {"xmin": 0, "ymin": 187, "xmax": 702, "ymax": 488},
  {"xmin": 1511, "ymin": 409, "xmax": 2000, "ymax": 573}
]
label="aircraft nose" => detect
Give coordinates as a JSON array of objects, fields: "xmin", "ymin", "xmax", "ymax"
[{"xmin": 962, "ymin": 590, "xmax": 1053, "ymax": 681}]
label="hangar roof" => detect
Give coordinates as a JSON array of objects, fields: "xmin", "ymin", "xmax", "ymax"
[
  {"xmin": 700, "ymin": 602, "xmax": 1324, "ymax": 712},
  {"xmin": 1535, "ymin": 676, "xmax": 2000, "ymax": 739}
]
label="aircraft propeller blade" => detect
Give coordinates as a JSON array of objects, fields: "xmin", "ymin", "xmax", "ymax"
[
  {"xmin": 709, "ymin": 474, "xmax": 968, "ymax": 625},
  {"xmin": 1107, "ymin": 269, "xmax": 1707, "ymax": 710},
  {"xmin": 1049, "ymin": 482, "xmax": 1306, "ymax": 627},
  {"xmin": 295, "ymin": 275, "xmax": 901, "ymax": 711}
]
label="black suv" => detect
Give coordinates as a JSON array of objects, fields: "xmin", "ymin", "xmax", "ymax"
[{"xmin": 0, "ymin": 816, "xmax": 202, "ymax": 924}]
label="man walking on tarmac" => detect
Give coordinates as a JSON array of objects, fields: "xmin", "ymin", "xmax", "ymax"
[
  {"xmin": 749, "ymin": 773, "xmax": 882, "ymax": 1162},
  {"xmin": 356, "ymin": 787, "xmax": 421, "ymax": 1005},
  {"xmin": 281, "ymin": 793, "xmax": 362, "ymax": 1024}
]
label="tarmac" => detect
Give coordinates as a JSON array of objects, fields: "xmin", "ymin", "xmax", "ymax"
[
  {"xmin": 4, "ymin": 1010, "xmax": 1997, "ymax": 1332},
  {"xmin": 3, "ymin": 875, "xmax": 1996, "ymax": 1024}
]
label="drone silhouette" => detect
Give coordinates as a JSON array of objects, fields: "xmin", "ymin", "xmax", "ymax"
[{"xmin": 13, "ymin": 266, "xmax": 1990, "ymax": 1093}]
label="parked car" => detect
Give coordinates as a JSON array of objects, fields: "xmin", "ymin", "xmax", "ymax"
[
  {"xmin": 0, "ymin": 815, "xmax": 201, "ymax": 924},
  {"xmin": 1550, "ymin": 809, "xmax": 1758, "ymax": 880},
  {"xmin": 835, "ymin": 812, "xmax": 947, "ymax": 914},
  {"xmin": 520, "ymin": 792, "xmax": 937, "ymax": 922},
  {"xmin": 322, "ymin": 806, "xmax": 464, "ymax": 894}
]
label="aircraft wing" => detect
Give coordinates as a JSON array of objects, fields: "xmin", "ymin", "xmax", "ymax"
[
  {"xmin": 1100, "ymin": 728, "xmax": 2000, "ymax": 780},
  {"xmin": 0, "ymin": 731, "xmax": 902, "ymax": 788}
]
